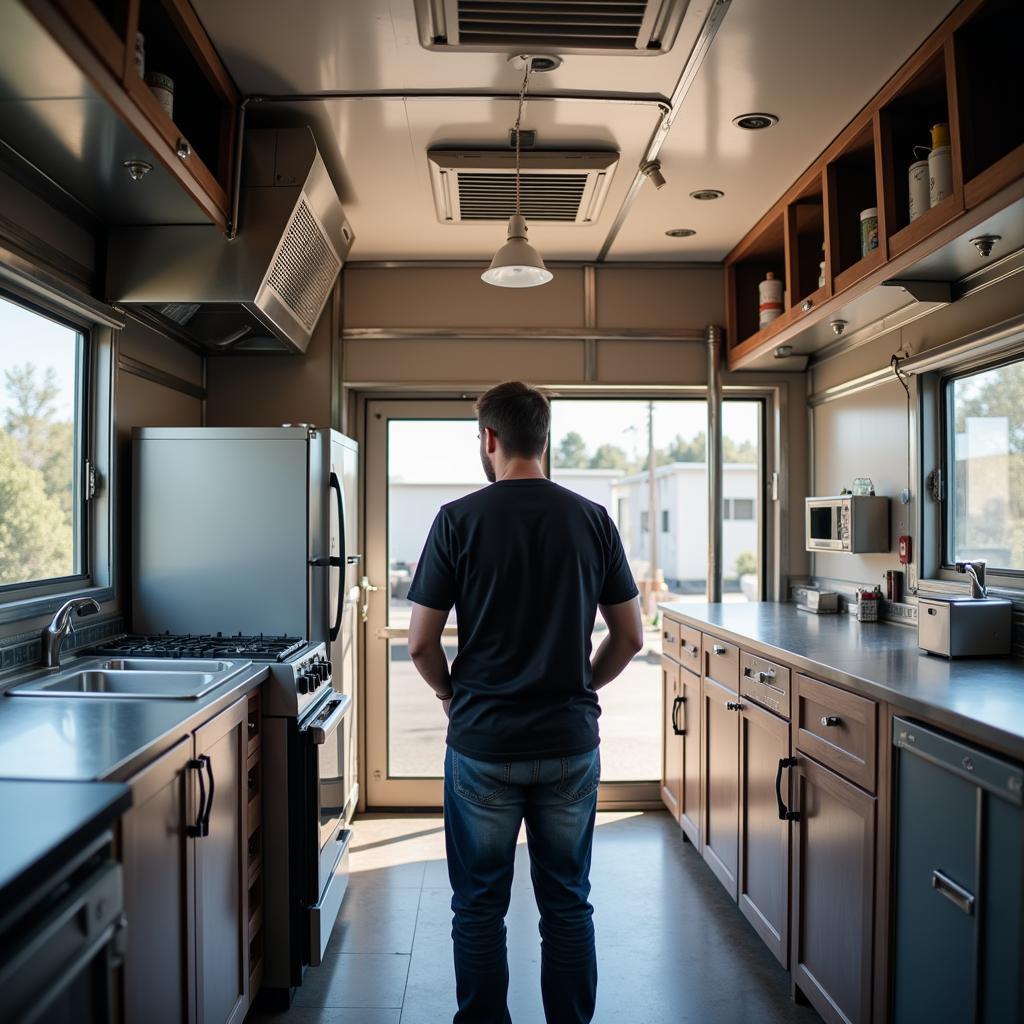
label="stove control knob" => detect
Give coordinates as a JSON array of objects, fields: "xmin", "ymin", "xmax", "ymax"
[
  {"xmin": 325, "ymin": 660, "xmax": 333, "ymax": 679},
  {"xmin": 316, "ymin": 662, "xmax": 329, "ymax": 681},
  {"xmin": 297, "ymin": 673, "xmax": 310, "ymax": 695},
  {"xmin": 307, "ymin": 671, "xmax": 320, "ymax": 691}
]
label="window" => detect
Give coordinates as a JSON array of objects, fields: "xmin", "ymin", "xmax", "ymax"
[
  {"xmin": 640, "ymin": 510, "xmax": 649, "ymax": 532},
  {"xmin": 661, "ymin": 509, "xmax": 669, "ymax": 532},
  {"xmin": 945, "ymin": 355, "xmax": 1024, "ymax": 573},
  {"xmin": 0, "ymin": 293, "xmax": 87, "ymax": 588},
  {"xmin": 724, "ymin": 497, "xmax": 755, "ymax": 521}
]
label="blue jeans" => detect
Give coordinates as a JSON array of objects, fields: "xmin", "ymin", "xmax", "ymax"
[{"xmin": 443, "ymin": 746, "xmax": 600, "ymax": 1024}]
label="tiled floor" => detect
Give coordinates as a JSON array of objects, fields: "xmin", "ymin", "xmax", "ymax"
[{"xmin": 248, "ymin": 811, "xmax": 821, "ymax": 1024}]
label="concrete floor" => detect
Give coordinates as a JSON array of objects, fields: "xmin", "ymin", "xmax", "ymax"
[{"xmin": 248, "ymin": 811, "xmax": 821, "ymax": 1024}]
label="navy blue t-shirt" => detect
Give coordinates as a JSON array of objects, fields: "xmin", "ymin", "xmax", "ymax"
[{"xmin": 406, "ymin": 478, "xmax": 639, "ymax": 761}]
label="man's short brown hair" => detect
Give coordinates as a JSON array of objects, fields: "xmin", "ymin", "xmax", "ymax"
[{"xmin": 476, "ymin": 381, "xmax": 550, "ymax": 459}]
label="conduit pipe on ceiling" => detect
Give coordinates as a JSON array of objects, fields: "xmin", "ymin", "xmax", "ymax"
[{"xmin": 706, "ymin": 323, "xmax": 723, "ymax": 604}]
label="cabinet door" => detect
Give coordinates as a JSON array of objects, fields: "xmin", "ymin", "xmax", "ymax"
[
  {"xmin": 793, "ymin": 756, "xmax": 876, "ymax": 1024},
  {"xmin": 194, "ymin": 697, "xmax": 249, "ymax": 1024},
  {"xmin": 702, "ymin": 676, "xmax": 740, "ymax": 899},
  {"xmin": 660, "ymin": 655, "xmax": 683, "ymax": 821},
  {"xmin": 679, "ymin": 666, "xmax": 702, "ymax": 848},
  {"xmin": 738, "ymin": 701, "xmax": 790, "ymax": 967},
  {"xmin": 120, "ymin": 736, "xmax": 196, "ymax": 1024}
]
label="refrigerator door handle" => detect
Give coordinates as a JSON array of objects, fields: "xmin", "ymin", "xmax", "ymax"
[{"xmin": 329, "ymin": 471, "xmax": 345, "ymax": 642}]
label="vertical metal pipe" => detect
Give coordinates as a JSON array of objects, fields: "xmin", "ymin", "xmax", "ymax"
[
  {"xmin": 647, "ymin": 400, "xmax": 658, "ymax": 615},
  {"xmin": 706, "ymin": 324, "xmax": 723, "ymax": 603}
]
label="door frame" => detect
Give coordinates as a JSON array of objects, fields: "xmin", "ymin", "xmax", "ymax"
[{"xmin": 355, "ymin": 388, "xmax": 782, "ymax": 811}]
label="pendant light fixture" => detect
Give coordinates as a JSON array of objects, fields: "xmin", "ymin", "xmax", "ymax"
[{"xmin": 482, "ymin": 59, "xmax": 553, "ymax": 288}]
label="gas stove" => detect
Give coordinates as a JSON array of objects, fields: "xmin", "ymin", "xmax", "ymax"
[{"xmin": 90, "ymin": 633, "xmax": 332, "ymax": 716}]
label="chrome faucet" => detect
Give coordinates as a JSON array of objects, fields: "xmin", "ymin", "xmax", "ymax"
[
  {"xmin": 954, "ymin": 560, "xmax": 987, "ymax": 599},
  {"xmin": 42, "ymin": 597, "xmax": 101, "ymax": 668}
]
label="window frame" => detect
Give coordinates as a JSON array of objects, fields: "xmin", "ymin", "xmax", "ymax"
[
  {"xmin": 939, "ymin": 351, "xmax": 1024, "ymax": 581},
  {"xmin": 0, "ymin": 275, "xmax": 116, "ymax": 625}
]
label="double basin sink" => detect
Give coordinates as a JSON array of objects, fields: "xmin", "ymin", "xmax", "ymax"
[{"xmin": 6, "ymin": 657, "xmax": 251, "ymax": 700}]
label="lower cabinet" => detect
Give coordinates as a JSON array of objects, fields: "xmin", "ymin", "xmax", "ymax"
[
  {"xmin": 660, "ymin": 654, "xmax": 701, "ymax": 846},
  {"xmin": 702, "ymin": 676, "xmax": 740, "ymax": 899},
  {"xmin": 660, "ymin": 655, "xmax": 683, "ymax": 821},
  {"xmin": 120, "ymin": 695, "xmax": 251, "ymax": 1024},
  {"xmin": 738, "ymin": 700, "xmax": 790, "ymax": 967},
  {"xmin": 792, "ymin": 754, "xmax": 876, "ymax": 1024}
]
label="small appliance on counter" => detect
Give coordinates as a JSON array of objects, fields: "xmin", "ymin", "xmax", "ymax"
[
  {"xmin": 918, "ymin": 560, "xmax": 1012, "ymax": 658},
  {"xmin": 795, "ymin": 589, "xmax": 839, "ymax": 614},
  {"xmin": 805, "ymin": 493, "xmax": 889, "ymax": 553}
]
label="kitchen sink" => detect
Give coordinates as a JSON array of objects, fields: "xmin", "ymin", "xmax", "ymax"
[{"xmin": 5, "ymin": 658, "xmax": 250, "ymax": 700}]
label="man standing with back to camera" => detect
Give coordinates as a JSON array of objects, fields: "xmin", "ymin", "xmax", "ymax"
[{"xmin": 406, "ymin": 381, "xmax": 644, "ymax": 1024}]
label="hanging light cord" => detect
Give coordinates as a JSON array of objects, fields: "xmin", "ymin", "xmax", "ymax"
[{"xmin": 512, "ymin": 60, "xmax": 532, "ymax": 215}]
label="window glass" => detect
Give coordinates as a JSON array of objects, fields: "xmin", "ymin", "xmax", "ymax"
[
  {"xmin": 948, "ymin": 358, "xmax": 1024, "ymax": 572},
  {"xmin": 0, "ymin": 294, "xmax": 84, "ymax": 586}
]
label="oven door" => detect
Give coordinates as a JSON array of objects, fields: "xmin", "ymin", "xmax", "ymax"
[
  {"xmin": 303, "ymin": 692, "xmax": 353, "ymax": 965},
  {"xmin": 806, "ymin": 500, "xmax": 844, "ymax": 551}
]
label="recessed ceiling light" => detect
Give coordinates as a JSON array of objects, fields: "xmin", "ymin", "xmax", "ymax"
[
  {"xmin": 665, "ymin": 228, "xmax": 696, "ymax": 237},
  {"xmin": 733, "ymin": 112, "xmax": 780, "ymax": 131},
  {"xmin": 690, "ymin": 188, "xmax": 724, "ymax": 201}
]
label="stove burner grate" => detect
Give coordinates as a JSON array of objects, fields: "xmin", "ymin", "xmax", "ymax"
[{"xmin": 91, "ymin": 633, "xmax": 306, "ymax": 662}]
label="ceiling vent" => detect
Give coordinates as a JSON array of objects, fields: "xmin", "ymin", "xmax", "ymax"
[
  {"xmin": 428, "ymin": 149, "xmax": 618, "ymax": 224},
  {"xmin": 414, "ymin": 0, "xmax": 689, "ymax": 55}
]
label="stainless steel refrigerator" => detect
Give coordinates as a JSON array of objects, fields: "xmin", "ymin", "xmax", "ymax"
[{"xmin": 132, "ymin": 425, "xmax": 361, "ymax": 818}]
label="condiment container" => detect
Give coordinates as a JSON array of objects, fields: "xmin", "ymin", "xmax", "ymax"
[
  {"xmin": 908, "ymin": 153, "xmax": 929, "ymax": 222},
  {"xmin": 134, "ymin": 32, "xmax": 145, "ymax": 78},
  {"xmin": 758, "ymin": 271, "xmax": 783, "ymax": 329},
  {"xmin": 928, "ymin": 123, "xmax": 952, "ymax": 207},
  {"xmin": 885, "ymin": 569, "xmax": 903, "ymax": 602},
  {"xmin": 859, "ymin": 207, "xmax": 879, "ymax": 257},
  {"xmin": 857, "ymin": 587, "xmax": 880, "ymax": 622},
  {"xmin": 145, "ymin": 71, "xmax": 174, "ymax": 120}
]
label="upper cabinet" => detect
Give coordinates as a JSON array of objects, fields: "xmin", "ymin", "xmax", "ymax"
[
  {"xmin": 725, "ymin": 0, "xmax": 1024, "ymax": 371},
  {"xmin": 9, "ymin": 0, "xmax": 239, "ymax": 229}
]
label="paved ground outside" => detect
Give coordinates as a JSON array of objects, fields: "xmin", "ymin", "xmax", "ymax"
[{"xmin": 386, "ymin": 593, "xmax": 748, "ymax": 781}]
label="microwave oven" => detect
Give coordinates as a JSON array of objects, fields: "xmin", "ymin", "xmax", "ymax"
[{"xmin": 805, "ymin": 495, "xmax": 889, "ymax": 553}]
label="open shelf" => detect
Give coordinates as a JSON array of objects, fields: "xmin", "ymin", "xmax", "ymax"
[
  {"xmin": 726, "ymin": 212, "xmax": 788, "ymax": 351},
  {"xmin": 954, "ymin": 0, "xmax": 1024, "ymax": 208},
  {"xmin": 826, "ymin": 119, "xmax": 883, "ymax": 290},
  {"xmin": 880, "ymin": 44, "xmax": 962, "ymax": 256},
  {"xmin": 786, "ymin": 171, "xmax": 828, "ymax": 311}
]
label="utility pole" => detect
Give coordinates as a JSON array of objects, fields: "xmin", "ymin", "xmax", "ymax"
[{"xmin": 647, "ymin": 400, "xmax": 658, "ymax": 617}]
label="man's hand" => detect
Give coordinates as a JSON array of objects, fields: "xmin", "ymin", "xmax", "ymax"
[
  {"xmin": 591, "ymin": 596, "xmax": 644, "ymax": 690},
  {"xmin": 442, "ymin": 696, "xmax": 452, "ymax": 719},
  {"xmin": 408, "ymin": 603, "xmax": 454, "ymax": 702}
]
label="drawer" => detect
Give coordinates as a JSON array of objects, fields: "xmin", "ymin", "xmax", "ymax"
[
  {"xmin": 678, "ymin": 624, "xmax": 702, "ymax": 676},
  {"xmin": 740, "ymin": 651, "xmax": 791, "ymax": 719},
  {"xmin": 703, "ymin": 634, "xmax": 739, "ymax": 691},
  {"xmin": 795, "ymin": 674, "xmax": 877, "ymax": 792},
  {"xmin": 661, "ymin": 618, "xmax": 681, "ymax": 660}
]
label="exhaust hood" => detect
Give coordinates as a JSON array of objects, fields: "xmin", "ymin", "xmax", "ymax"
[{"xmin": 107, "ymin": 128, "xmax": 353, "ymax": 354}]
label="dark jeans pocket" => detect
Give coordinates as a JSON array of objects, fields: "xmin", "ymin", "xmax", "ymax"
[
  {"xmin": 556, "ymin": 749, "xmax": 601, "ymax": 802},
  {"xmin": 451, "ymin": 751, "xmax": 512, "ymax": 805}
]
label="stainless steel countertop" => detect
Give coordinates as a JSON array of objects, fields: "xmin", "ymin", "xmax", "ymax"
[
  {"xmin": 0, "ymin": 660, "xmax": 269, "ymax": 782},
  {"xmin": 659, "ymin": 601, "xmax": 1024, "ymax": 760}
]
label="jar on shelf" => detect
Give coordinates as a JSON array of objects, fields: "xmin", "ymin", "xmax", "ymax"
[
  {"xmin": 928, "ymin": 123, "xmax": 952, "ymax": 207},
  {"xmin": 859, "ymin": 207, "xmax": 879, "ymax": 257},
  {"xmin": 145, "ymin": 71, "xmax": 174, "ymax": 120},
  {"xmin": 758, "ymin": 271, "xmax": 783, "ymax": 329},
  {"xmin": 908, "ymin": 146, "xmax": 930, "ymax": 222}
]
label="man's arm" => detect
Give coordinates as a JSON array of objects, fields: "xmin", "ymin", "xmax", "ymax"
[
  {"xmin": 408, "ymin": 603, "xmax": 453, "ymax": 710},
  {"xmin": 591, "ymin": 596, "xmax": 644, "ymax": 690}
]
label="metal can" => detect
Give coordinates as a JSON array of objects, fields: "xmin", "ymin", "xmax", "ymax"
[{"xmin": 885, "ymin": 569, "xmax": 903, "ymax": 603}]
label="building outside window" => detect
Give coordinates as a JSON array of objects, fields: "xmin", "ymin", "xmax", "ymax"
[
  {"xmin": 0, "ymin": 293, "xmax": 87, "ymax": 590},
  {"xmin": 640, "ymin": 510, "xmax": 649, "ymax": 533},
  {"xmin": 661, "ymin": 509, "xmax": 670, "ymax": 532}
]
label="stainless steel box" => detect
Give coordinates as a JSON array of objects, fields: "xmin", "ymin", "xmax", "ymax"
[{"xmin": 918, "ymin": 596, "xmax": 1013, "ymax": 658}]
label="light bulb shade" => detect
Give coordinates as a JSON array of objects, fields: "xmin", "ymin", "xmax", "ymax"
[{"xmin": 482, "ymin": 214, "xmax": 553, "ymax": 288}]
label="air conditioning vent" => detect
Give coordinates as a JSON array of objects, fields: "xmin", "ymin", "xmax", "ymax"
[
  {"xmin": 428, "ymin": 150, "xmax": 618, "ymax": 224},
  {"xmin": 260, "ymin": 196, "xmax": 341, "ymax": 332},
  {"xmin": 415, "ymin": 0, "xmax": 689, "ymax": 54}
]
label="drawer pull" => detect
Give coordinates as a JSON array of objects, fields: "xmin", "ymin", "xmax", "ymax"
[
  {"xmin": 745, "ymin": 667, "xmax": 777, "ymax": 683},
  {"xmin": 712, "ymin": 644, "xmax": 727, "ymax": 655},
  {"xmin": 663, "ymin": 630, "xmax": 672, "ymax": 641},
  {"xmin": 931, "ymin": 870, "xmax": 975, "ymax": 915},
  {"xmin": 685, "ymin": 643, "xmax": 699, "ymax": 655},
  {"xmin": 820, "ymin": 714, "xmax": 841, "ymax": 728},
  {"xmin": 775, "ymin": 756, "xmax": 800, "ymax": 821},
  {"xmin": 726, "ymin": 700, "xmax": 743, "ymax": 712}
]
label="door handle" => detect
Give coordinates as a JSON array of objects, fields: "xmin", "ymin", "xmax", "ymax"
[
  {"xmin": 359, "ymin": 575, "xmax": 380, "ymax": 623},
  {"xmin": 712, "ymin": 644, "xmax": 727, "ymax": 655},
  {"xmin": 726, "ymin": 700, "xmax": 743, "ymax": 711},
  {"xmin": 671, "ymin": 695, "xmax": 685, "ymax": 735},
  {"xmin": 931, "ymin": 869, "xmax": 975, "ymax": 915},
  {"xmin": 329, "ymin": 471, "xmax": 345, "ymax": 641},
  {"xmin": 775, "ymin": 756, "xmax": 800, "ymax": 821},
  {"xmin": 187, "ymin": 756, "xmax": 208, "ymax": 838},
  {"xmin": 201, "ymin": 754, "xmax": 214, "ymax": 837},
  {"xmin": 820, "ymin": 714, "xmax": 841, "ymax": 728}
]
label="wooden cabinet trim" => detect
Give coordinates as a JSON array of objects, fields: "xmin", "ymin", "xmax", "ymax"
[
  {"xmin": 702, "ymin": 634, "xmax": 739, "ymax": 692},
  {"xmin": 701, "ymin": 675, "xmax": 740, "ymax": 900}
]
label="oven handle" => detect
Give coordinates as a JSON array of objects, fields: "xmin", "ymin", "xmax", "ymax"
[
  {"xmin": 309, "ymin": 694, "xmax": 352, "ymax": 745},
  {"xmin": 329, "ymin": 471, "xmax": 345, "ymax": 642}
]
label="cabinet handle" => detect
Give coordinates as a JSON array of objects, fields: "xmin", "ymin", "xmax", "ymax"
[
  {"xmin": 802, "ymin": 299, "xmax": 814, "ymax": 312},
  {"xmin": 712, "ymin": 644, "xmax": 727, "ymax": 655},
  {"xmin": 176, "ymin": 138, "xmax": 192, "ymax": 160},
  {"xmin": 820, "ymin": 714, "xmax": 841, "ymax": 728},
  {"xmin": 685, "ymin": 643, "xmax": 699, "ymax": 655},
  {"xmin": 201, "ymin": 754, "xmax": 215, "ymax": 837},
  {"xmin": 663, "ymin": 630, "xmax": 672, "ymax": 642},
  {"xmin": 725, "ymin": 700, "xmax": 743, "ymax": 711},
  {"xmin": 187, "ymin": 756, "xmax": 208, "ymax": 838},
  {"xmin": 671, "ymin": 695, "xmax": 686, "ymax": 735},
  {"xmin": 775, "ymin": 756, "xmax": 800, "ymax": 821},
  {"xmin": 931, "ymin": 869, "xmax": 975, "ymax": 915}
]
